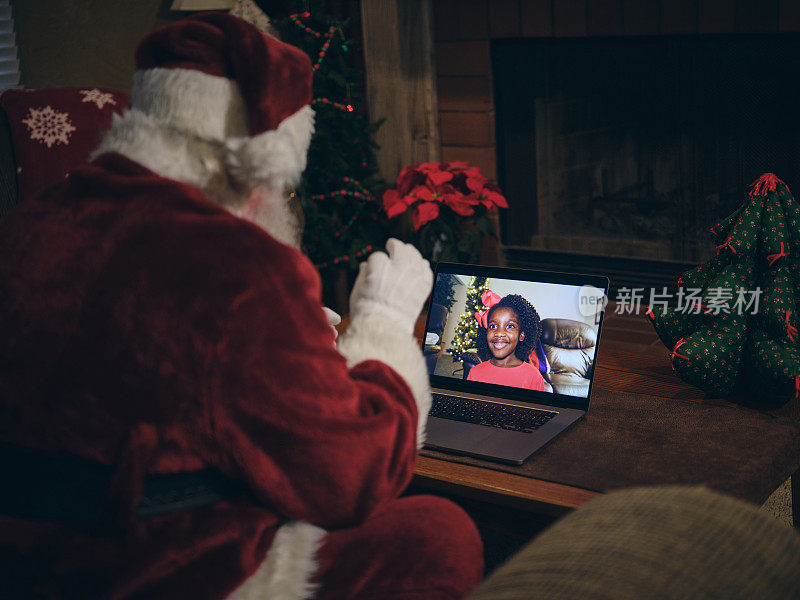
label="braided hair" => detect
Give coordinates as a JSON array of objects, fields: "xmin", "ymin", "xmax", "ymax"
[{"xmin": 476, "ymin": 294, "xmax": 541, "ymax": 362}]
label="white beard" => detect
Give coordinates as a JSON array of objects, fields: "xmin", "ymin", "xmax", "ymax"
[
  {"xmin": 236, "ymin": 186, "xmax": 303, "ymax": 249},
  {"xmin": 93, "ymin": 109, "xmax": 303, "ymax": 249}
]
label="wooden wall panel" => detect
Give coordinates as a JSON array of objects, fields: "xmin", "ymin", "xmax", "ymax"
[
  {"xmin": 779, "ymin": 0, "xmax": 800, "ymax": 32},
  {"xmin": 621, "ymin": 0, "xmax": 658, "ymax": 35},
  {"xmin": 362, "ymin": 0, "xmax": 440, "ymax": 181},
  {"xmin": 433, "ymin": 0, "xmax": 460, "ymax": 41},
  {"xmin": 587, "ymin": 0, "xmax": 623, "ymax": 36},
  {"xmin": 458, "ymin": 0, "xmax": 490, "ymax": 39},
  {"xmin": 15, "ymin": 0, "xmax": 177, "ymax": 92},
  {"xmin": 439, "ymin": 112, "xmax": 495, "ymax": 146},
  {"xmin": 441, "ymin": 146, "xmax": 497, "ymax": 180},
  {"xmin": 698, "ymin": 0, "xmax": 736, "ymax": 33},
  {"xmin": 520, "ymin": 0, "xmax": 553, "ymax": 37},
  {"xmin": 489, "ymin": 0, "xmax": 523, "ymax": 38},
  {"xmin": 437, "ymin": 76, "xmax": 494, "ymax": 111},
  {"xmin": 661, "ymin": 0, "xmax": 698, "ymax": 35},
  {"xmin": 554, "ymin": 0, "xmax": 587, "ymax": 36},
  {"xmin": 435, "ymin": 41, "xmax": 492, "ymax": 76},
  {"xmin": 737, "ymin": 0, "xmax": 778, "ymax": 33}
]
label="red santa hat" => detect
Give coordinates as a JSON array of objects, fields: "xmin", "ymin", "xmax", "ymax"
[{"xmin": 131, "ymin": 12, "xmax": 314, "ymax": 191}]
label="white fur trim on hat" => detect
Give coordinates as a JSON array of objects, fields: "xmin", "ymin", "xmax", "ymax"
[
  {"xmin": 224, "ymin": 105, "xmax": 315, "ymax": 191},
  {"xmin": 336, "ymin": 315, "xmax": 432, "ymax": 447},
  {"xmin": 130, "ymin": 67, "xmax": 315, "ymax": 191},
  {"xmin": 227, "ymin": 521, "xmax": 326, "ymax": 600},
  {"xmin": 132, "ymin": 68, "xmax": 249, "ymax": 141}
]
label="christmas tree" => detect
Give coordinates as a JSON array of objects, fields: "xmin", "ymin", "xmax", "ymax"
[
  {"xmin": 648, "ymin": 173, "xmax": 800, "ymax": 407},
  {"xmin": 449, "ymin": 276, "xmax": 489, "ymax": 362},
  {"xmin": 272, "ymin": 1, "xmax": 387, "ymax": 306}
]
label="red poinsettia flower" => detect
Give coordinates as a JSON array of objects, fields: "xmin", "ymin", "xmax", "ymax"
[
  {"xmin": 410, "ymin": 184, "xmax": 437, "ymax": 202},
  {"xmin": 442, "ymin": 186, "xmax": 479, "ymax": 216},
  {"xmin": 396, "ymin": 165, "xmax": 426, "ymax": 195},
  {"xmin": 465, "ymin": 169, "xmax": 488, "ymax": 193},
  {"xmin": 413, "ymin": 201, "xmax": 440, "ymax": 230},
  {"xmin": 416, "ymin": 162, "xmax": 453, "ymax": 187},
  {"xmin": 417, "ymin": 162, "xmax": 441, "ymax": 174},
  {"xmin": 481, "ymin": 184, "xmax": 508, "ymax": 209},
  {"xmin": 384, "ymin": 160, "xmax": 507, "ymax": 230},
  {"xmin": 382, "ymin": 189, "xmax": 416, "ymax": 218},
  {"xmin": 429, "ymin": 170, "xmax": 454, "ymax": 187}
]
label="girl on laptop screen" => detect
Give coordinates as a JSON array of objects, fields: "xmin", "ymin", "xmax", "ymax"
[{"xmin": 467, "ymin": 293, "xmax": 546, "ymax": 391}]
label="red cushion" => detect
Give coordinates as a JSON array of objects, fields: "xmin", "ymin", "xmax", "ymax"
[{"xmin": 0, "ymin": 88, "xmax": 128, "ymax": 204}]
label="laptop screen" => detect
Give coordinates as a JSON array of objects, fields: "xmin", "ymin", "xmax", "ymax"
[{"xmin": 424, "ymin": 263, "xmax": 609, "ymax": 411}]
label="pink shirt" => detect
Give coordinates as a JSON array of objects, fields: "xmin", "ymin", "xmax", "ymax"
[{"xmin": 466, "ymin": 360, "xmax": 546, "ymax": 391}]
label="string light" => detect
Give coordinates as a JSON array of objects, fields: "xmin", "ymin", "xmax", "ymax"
[
  {"xmin": 318, "ymin": 244, "xmax": 374, "ymax": 269},
  {"xmin": 308, "ymin": 177, "xmax": 373, "ymax": 202},
  {"xmin": 311, "ymin": 97, "xmax": 355, "ymax": 112},
  {"xmin": 288, "ymin": 9, "xmax": 378, "ymax": 272},
  {"xmin": 288, "ymin": 13, "xmax": 336, "ymax": 70}
]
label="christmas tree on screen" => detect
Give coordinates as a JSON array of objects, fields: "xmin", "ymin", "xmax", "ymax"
[{"xmin": 448, "ymin": 276, "xmax": 489, "ymax": 362}]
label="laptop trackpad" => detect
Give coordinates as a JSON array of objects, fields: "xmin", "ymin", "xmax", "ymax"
[{"xmin": 425, "ymin": 417, "xmax": 496, "ymax": 453}]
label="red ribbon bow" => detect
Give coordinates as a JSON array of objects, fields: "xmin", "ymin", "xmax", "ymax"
[
  {"xmin": 474, "ymin": 290, "xmax": 502, "ymax": 328},
  {"xmin": 670, "ymin": 338, "xmax": 690, "ymax": 370},
  {"xmin": 749, "ymin": 173, "xmax": 787, "ymax": 198},
  {"xmin": 786, "ymin": 310, "xmax": 798, "ymax": 343},
  {"xmin": 795, "ymin": 374, "xmax": 800, "ymax": 399},
  {"xmin": 715, "ymin": 236, "xmax": 737, "ymax": 255},
  {"xmin": 767, "ymin": 242, "xmax": 789, "ymax": 266}
]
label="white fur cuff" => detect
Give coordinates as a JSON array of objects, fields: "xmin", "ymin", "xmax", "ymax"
[
  {"xmin": 227, "ymin": 521, "xmax": 326, "ymax": 600},
  {"xmin": 225, "ymin": 105, "xmax": 315, "ymax": 191},
  {"xmin": 336, "ymin": 315, "xmax": 432, "ymax": 447}
]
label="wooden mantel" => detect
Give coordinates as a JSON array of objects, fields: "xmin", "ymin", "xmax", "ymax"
[{"xmin": 360, "ymin": 0, "xmax": 440, "ymax": 183}]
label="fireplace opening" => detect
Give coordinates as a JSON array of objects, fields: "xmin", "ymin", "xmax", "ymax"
[{"xmin": 493, "ymin": 35, "xmax": 800, "ymax": 267}]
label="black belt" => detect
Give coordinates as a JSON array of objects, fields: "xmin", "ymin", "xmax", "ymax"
[{"xmin": 0, "ymin": 443, "xmax": 247, "ymax": 524}]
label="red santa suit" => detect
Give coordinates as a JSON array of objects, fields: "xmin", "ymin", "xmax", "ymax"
[{"xmin": 0, "ymin": 13, "xmax": 482, "ymax": 600}]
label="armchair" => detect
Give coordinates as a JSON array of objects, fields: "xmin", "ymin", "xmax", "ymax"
[
  {"xmin": 540, "ymin": 318, "xmax": 597, "ymax": 396},
  {"xmin": 0, "ymin": 87, "xmax": 128, "ymax": 220}
]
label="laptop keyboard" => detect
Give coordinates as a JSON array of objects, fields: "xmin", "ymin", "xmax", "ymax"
[{"xmin": 430, "ymin": 393, "xmax": 556, "ymax": 434}]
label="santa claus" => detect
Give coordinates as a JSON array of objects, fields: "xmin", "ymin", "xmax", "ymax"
[{"xmin": 0, "ymin": 12, "xmax": 482, "ymax": 600}]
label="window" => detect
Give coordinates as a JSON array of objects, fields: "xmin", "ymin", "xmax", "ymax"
[{"xmin": 0, "ymin": 0, "xmax": 20, "ymax": 93}]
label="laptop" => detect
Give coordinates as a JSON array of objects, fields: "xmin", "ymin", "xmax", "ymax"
[{"xmin": 422, "ymin": 262, "xmax": 609, "ymax": 464}]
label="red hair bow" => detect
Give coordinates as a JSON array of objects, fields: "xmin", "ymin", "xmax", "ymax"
[{"xmin": 474, "ymin": 290, "xmax": 502, "ymax": 328}]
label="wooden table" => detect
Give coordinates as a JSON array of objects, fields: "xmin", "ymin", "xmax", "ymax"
[{"xmin": 412, "ymin": 306, "xmax": 800, "ymax": 525}]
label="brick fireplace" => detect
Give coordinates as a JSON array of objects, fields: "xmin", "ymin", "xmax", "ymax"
[{"xmin": 432, "ymin": 0, "xmax": 800, "ymax": 270}]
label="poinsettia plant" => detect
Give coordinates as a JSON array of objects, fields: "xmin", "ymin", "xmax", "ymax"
[{"xmin": 382, "ymin": 161, "xmax": 508, "ymax": 263}]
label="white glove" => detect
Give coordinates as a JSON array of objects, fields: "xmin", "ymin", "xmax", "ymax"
[
  {"xmin": 349, "ymin": 238, "xmax": 433, "ymax": 333},
  {"xmin": 322, "ymin": 306, "xmax": 341, "ymax": 339}
]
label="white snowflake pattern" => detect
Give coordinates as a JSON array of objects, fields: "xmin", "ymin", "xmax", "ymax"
[
  {"xmin": 21, "ymin": 105, "xmax": 76, "ymax": 148},
  {"xmin": 79, "ymin": 88, "xmax": 117, "ymax": 109}
]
